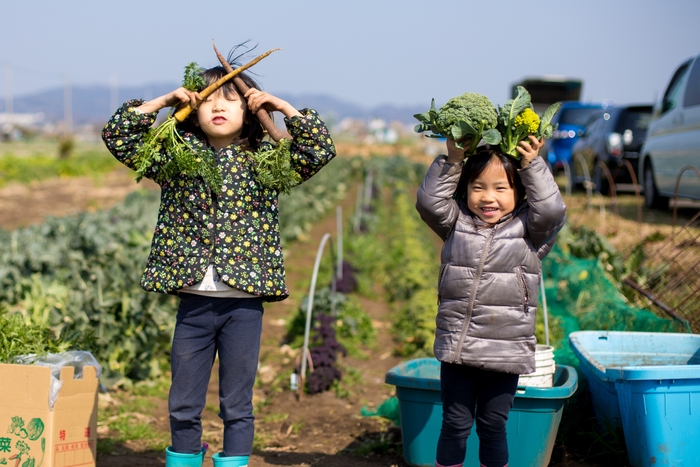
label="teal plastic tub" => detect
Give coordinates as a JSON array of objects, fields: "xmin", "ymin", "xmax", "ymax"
[
  {"xmin": 385, "ymin": 358, "xmax": 578, "ymax": 467},
  {"xmin": 569, "ymin": 331, "xmax": 700, "ymax": 467}
]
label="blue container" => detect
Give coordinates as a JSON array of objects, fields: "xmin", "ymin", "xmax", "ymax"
[
  {"xmin": 385, "ymin": 358, "xmax": 578, "ymax": 467},
  {"xmin": 569, "ymin": 331, "xmax": 700, "ymax": 467}
]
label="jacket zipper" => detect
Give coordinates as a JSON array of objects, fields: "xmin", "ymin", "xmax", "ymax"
[
  {"xmin": 453, "ymin": 227, "xmax": 497, "ymax": 362},
  {"xmin": 209, "ymin": 149, "xmax": 221, "ymax": 263},
  {"xmin": 210, "ymin": 191, "xmax": 219, "ymax": 260},
  {"xmin": 517, "ymin": 266, "xmax": 530, "ymax": 314}
]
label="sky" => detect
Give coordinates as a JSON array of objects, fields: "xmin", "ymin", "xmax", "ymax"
[{"xmin": 2, "ymin": 0, "xmax": 700, "ymax": 110}]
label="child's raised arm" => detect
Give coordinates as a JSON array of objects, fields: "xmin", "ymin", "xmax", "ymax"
[
  {"xmin": 136, "ymin": 87, "xmax": 203, "ymax": 114},
  {"xmin": 244, "ymin": 89, "xmax": 301, "ymax": 119}
]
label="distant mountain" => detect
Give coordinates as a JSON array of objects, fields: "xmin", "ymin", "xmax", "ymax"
[{"xmin": 0, "ymin": 84, "xmax": 424, "ymax": 126}]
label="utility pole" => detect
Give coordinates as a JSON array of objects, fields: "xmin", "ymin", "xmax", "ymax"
[
  {"xmin": 110, "ymin": 74, "xmax": 118, "ymax": 112},
  {"xmin": 4, "ymin": 65, "xmax": 12, "ymax": 115},
  {"xmin": 63, "ymin": 74, "xmax": 72, "ymax": 135}
]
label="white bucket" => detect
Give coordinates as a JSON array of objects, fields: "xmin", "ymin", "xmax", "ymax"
[{"xmin": 518, "ymin": 344, "xmax": 555, "ymax": 387}]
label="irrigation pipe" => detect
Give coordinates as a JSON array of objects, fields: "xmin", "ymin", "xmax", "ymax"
[
  {"xmin": 298, "ymin": 232, "xmax": 336, "ymax": 399},
  {"xmin": 560, "ymin": 159, "xmax": 572, "ymax": 198},
  {"xmin": 337, "ymin": 206, "xmax": 343, "ymax": 280},
  {"xmin": 353, "ymin": 182, "xmax": 364, "ymax": 233}
]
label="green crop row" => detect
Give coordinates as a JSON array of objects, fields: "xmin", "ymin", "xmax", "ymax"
[
  {"xmin": 0, "ymin": 156, "xmax": 356, "ymax": 385},
  {"xmin": 345, "ymin": 155, "xmax": 440, "ymax": 357},
  {"xmin": 0, "ymin": 143, "xmax": 120, "ymax": 187}
]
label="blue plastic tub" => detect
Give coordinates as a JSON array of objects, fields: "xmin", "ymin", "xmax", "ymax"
[
  {"xmin": 569, "ymin": 331, "xmax": 700, "ymax": 467},
  {"xmin": 385, "ymin": 358, "xmax": 578, "ymax": 467}
]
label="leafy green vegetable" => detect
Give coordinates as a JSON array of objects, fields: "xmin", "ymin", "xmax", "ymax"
[
  {"xmin": 0, "ymin": 307, "xmax": 95, "ymax": 363},
  {"xmin": 133, "ymin": 118, "xmax": 223, "ymax": 193},
  {"xmin": 133, "ymin": 61, "xmax": 223, "ymax": 193},
  {"xmin": 538, "ymin": 100, "xmax": 562, "ymax": 140},
  {"xmin": 247, "ymin": 139, "xmax": 301, "ymax": 194},
  {"xmin": 181, "ymin": 62, "xmax": 205, "ymax": 91},
  {"xmin": 134, "ymin": 51, "xmax": 279, "ymax": 194},
  {"xmin": 497, "ymin": 86, "xmax": 561, "ymax": 157},
  {"xmin": 414, "ymin": 93, "xmax": 501, "ymax": 155}
]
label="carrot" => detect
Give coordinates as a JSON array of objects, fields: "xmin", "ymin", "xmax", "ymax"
[
  {"xmin": 173, "ymin": 47, "xmax": 279, "ymax": 122},
  {"xmin": 212, "ymin": 41, "xmax": 292, "ymax": 141},
  {"xmin": 133, "ymin": 48, "xmax": 279, "ymax": 193},
  {"xmin": 212, "ymin": 42, "xmax": 301, "ymax": 194}
]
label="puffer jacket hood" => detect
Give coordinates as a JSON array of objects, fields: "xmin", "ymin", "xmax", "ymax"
[{"xmin": 416, "ymin": 155, "xmax": 566, "ymax": 374}]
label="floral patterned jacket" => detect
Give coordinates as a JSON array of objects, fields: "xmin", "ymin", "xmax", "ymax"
[{"xmin": 102, "ymin": 100, "xmax": 336, "ymax": 301}]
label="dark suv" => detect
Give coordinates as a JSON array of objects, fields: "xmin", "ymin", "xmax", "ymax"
[
  {"xmin": 541, "ymin": 101, "xmax": 608, "ymax": 170},
  {"xmin": 571, "ymin": 104, "xmax": 653, "ymax": 192}
]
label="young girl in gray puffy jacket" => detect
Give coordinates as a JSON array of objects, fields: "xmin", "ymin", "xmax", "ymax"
[{"xmin": 415, "ymin": 135, "xmax": 566, "ymax": 467}]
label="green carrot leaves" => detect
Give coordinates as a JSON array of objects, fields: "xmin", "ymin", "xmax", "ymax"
[
  {"xmin": 182, "ymin": 62, "xmax": 206, "ymax": 91},
  {"xmin": 248, "ymin": 139, "xmax": 301, "ymax": 194}
]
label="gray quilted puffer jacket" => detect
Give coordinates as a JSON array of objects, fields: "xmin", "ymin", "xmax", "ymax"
[{"xmin": 416, "ymin": 155, "xmax": 566, "ymax": 374}]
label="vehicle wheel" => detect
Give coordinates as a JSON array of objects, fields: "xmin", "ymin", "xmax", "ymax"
[
  {"xmin": 592, "ymin": 163, "xmax": 610, "ymax": 195},
  {"xmin": 644, "ymin": 163, "xmax": 669, "ymax": 209}
]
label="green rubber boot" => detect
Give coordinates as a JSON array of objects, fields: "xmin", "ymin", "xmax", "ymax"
[
  {"xmin": 165, "ymin": 446, "xmax": 206, "ymax": 467},
  {"xmin": 211, "ymin": 452, "xmax": 249, "ymax": 467}
]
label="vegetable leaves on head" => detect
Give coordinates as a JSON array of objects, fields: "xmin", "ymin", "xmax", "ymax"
[
  {"xmin": 497, "ymin": 86, "xmax": 562, "ymax": 158},
  {"xmin": 414, "ymin": 93, "xmax": 501, "ymax": 156}
]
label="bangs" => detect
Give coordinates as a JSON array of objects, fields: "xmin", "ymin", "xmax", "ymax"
[{"xmin": 201, "ymin": 68, "xmax": 240, "ymax": 99}]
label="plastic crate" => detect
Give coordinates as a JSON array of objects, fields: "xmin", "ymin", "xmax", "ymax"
[
  {"xmin": 385, "ymin": 358, "xmax": 578, "ymax": 467},
  {"xmin": 569, "ymin": 331, "xmax": 700, "ymax": 467}
]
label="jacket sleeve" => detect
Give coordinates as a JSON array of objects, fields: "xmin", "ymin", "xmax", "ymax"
[
  {"xmin": 101, "ymin": 100, "xmax": 171, "ymax": 181},
  {"xmin": 415, "ymin": 155, "xmax": 463, "ymax": 241},
  {"xmin": 518, "ymin": 156, "xmax": 567, "ymax": 251},
  {"xmin": 284, "ymin": 109, "xmax": 336, "ymax": 182}
]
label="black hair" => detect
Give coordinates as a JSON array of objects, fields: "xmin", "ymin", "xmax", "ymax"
[
  {"xmin": 455, "ymin": 145, "xmax": 526, "ymax": 205},
  {"xmin": 179, "ymin": 43, "xmax": 270, "ymax": 151}
]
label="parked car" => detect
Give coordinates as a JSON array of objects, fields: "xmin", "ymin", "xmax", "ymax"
[
  {"xmin": 570, "ymin": 104, "xmax": 653, "ymax": 193},
  {"xmin": 640, "ymin": 52, "xmax": 700, "ymax": 209},
  {"xmin": 542, "ymin": 101, "xmax": 609, "ymax": 170}
]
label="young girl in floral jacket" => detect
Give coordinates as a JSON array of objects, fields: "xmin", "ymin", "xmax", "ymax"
[{"xmin": 102, "ymin": 64, "xmax": 335, "ymax": 467}]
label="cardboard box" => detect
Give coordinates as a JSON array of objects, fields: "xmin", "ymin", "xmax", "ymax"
[{"xmin": 0, "ymin": 363, "xmax": 98, "ymax": 467}]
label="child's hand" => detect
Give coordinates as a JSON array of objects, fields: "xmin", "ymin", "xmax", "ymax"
[
  {"xmin": 136, "ymin": 87, "xmax": 202, "ymax": 114},
  {"xmin": 445, "ymin": 137, "xmax": 471, "ymax": 163},
  {"xmin": 517, "ymin": 135, "xmax": 544, "ymax": 167},
  {"xmin": 244, "ymin": 89, "xmax": 301, "ymax": 119},
  {"xmin": 164, "ymin": 87, "xmax": 203, "ymax": 109}
]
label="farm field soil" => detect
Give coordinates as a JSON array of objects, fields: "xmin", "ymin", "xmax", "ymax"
[
  {"xmin": 0, "ymin": 167, "xmax": 158, "ymax": 230},
  {"xmin": 3, "ymin": 165, "xmax": 682, "ymax": 467}
]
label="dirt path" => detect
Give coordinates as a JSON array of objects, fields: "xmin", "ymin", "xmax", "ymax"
[{"xmin": 0, "ymin": 167, "xmax": 158, "ymax": 231}]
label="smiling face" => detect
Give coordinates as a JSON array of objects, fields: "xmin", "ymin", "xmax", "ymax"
[
  {"xmin": 196, "ymin": 88, "xmax": 247, "ymax": 151},
  {"xmin": 467, "ymin": 156, "xmax": 518, "ymax": 224}
]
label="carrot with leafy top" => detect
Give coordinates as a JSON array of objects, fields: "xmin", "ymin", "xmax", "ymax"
[
  {"xmin": 213, "ymin": 41, "xmax": 291, "ymax": 141},
  {"xmin": 133, "ymin": 48, "xmax": 280, "ymax": 193},
  {"xmin": 212, "ymin": 42, "xmax": 301, "ymax": 194}
]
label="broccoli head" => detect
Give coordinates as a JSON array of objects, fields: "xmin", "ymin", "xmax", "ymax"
[
  {"xmin": 514, "ymin": 108, "xmax": 540, "ymax": 135},
  {"xmin": 414, "ymin": 92, "xmax": 502, "ymax": 155},
  {"xmin": 497, "ymin": 86, "xmax": 561, "ymax": 157}
]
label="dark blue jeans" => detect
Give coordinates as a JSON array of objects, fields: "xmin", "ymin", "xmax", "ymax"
[
  {"xmin": 437, "ymin": 362, "xmax": 519, "ymax": 467},
  {"xmin": 169, "ymin": 294, "xmax": 264, "ymax": 457}
]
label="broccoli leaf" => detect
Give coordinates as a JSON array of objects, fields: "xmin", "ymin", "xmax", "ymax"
[
  {"xmin": 482, "ymin": 128, "xmax": 502, "ymax": 145},
  {"xmin": 538, "ymin": 102, "xmax": 562, "ymax": 140}
]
